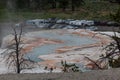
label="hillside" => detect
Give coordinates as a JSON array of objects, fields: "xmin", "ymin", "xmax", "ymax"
[{"xmin": 0, "ymin": 1, "xmax": 119, "ymax": 22}]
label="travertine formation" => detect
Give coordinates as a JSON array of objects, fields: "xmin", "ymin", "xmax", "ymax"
[{"xmin": 0, "ymin": 29, "xmax": 112, "ymax": 72}]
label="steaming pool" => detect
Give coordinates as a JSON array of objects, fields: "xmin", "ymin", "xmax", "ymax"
[
  {"xmin": 1, "ymin": 29, "xmax": 111, "ymax": 72},
  {"xmin": 24, "ymin": 30, "xmax": 99, "ymax": 62}
]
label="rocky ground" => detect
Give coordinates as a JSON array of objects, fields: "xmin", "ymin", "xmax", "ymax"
[{"xmin": 0, "ymin": 68, "xmax": 120, "ymax": 80}]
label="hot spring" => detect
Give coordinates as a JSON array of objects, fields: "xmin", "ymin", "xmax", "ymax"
[{"xmin": 24, "ymin": 30, "xmax": 99, "ymax": 62}]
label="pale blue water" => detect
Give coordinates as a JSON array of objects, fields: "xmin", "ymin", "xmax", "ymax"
[{"xmin": 25, "ymin": 31, "xmax": 98, "ymax": 62}]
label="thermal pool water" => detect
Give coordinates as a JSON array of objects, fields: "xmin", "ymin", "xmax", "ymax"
[{"xmin": 24, "ymin": 30, "xmax": 99, "ymax": 62}]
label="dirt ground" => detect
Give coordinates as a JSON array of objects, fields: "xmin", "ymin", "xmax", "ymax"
[{"xmin": 0, "ymin": 68, "xmax": 120, "ymax": 80}]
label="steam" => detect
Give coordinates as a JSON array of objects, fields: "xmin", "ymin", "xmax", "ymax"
[{"xmin": 0, "ymin": 0, "xmax": 18, "ymax": 47}]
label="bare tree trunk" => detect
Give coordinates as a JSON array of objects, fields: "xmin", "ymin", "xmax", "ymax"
[
  {"xmin": 13, "ymin": 26, "xmax": 22, "ymax": 73},
  {"xmin": 3, "ymin": 23, "xmax": 36, "ymax": 74}
]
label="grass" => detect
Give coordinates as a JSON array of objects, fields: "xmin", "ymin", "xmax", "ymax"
[{"xmin": 0, "ymin": 1, "xmax": 119, "ymax": 22}]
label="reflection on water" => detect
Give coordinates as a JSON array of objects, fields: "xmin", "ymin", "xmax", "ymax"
[{"xmin": 25, "ymin": 31, "xmax": 98, "ymax": 62}]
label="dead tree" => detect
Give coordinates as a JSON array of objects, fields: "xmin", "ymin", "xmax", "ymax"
[
  {"xmin": 101, "ymin": 7, "xmax": 120, "ymax": 68},
  {"xmin": 3, "ymin": 24, "xmax": 35, "ymax": 73},
  {"xmin": 101, "ymin": 31, "xmax": 120, "ymax": 67},
  {"xmin": 85, "ymin": 57, "xmax": 103, "ymax": 69},
  {"xmin": 85, "ymin": 30, "xmax": 120, "ymax": 69}
]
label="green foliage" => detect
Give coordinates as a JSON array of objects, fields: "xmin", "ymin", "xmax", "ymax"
[
  {"xmin": 71, "ymin": 0, "xmax": 84, "ymax": 11},
  {"xmin": 16, "ymin": 0, "xmax": 30, "ymax": 9},
  {"xmin": 110, "ymin": 6, "xmax": 120, "ymax": 23},
  {"xmin": 61, "ymin": 61, "xmax": 80, "ymax": 72},
  {"xmin": 109, "ymin": 57, "xmax": 120, "ymax": 68},
  {"xmin": 107, "ymin": 0, "xmax": 120, "ymax": 4},
  {"xmin": 0, "ymin": 0, "xmax": 119, "ymax": 21},
  {"xmin": 57, "ymin": 0, "xmax": 69, "ymax": 10}
]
